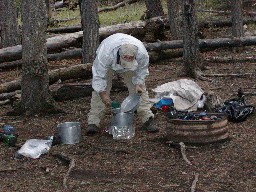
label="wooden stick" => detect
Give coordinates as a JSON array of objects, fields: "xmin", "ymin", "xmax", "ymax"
[
  {"xmin": 53, "ymin": 153, "xmax": 75, "ymax": 189},
  {"xmin": 179, "ymin": 142, "xmax": 192, "ymax": 165},
  {"xmin": 63, "ymin": 157, "xmax": 75, "ymax": 189},
  {"xmin": 191, "ymin": 173, "xmax": 199, "ymax": 192},
  {"xmin": 202, "ymin": 73, "xmax": 254, "ymax": 78},
  {"xmin": 0, "ymin": 168, "xmax": 17, "ymax": 172}
]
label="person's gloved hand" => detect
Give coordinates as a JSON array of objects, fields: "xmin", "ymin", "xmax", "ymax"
[
  {"xmin": 135, "ymin": 84, "xmax": 144, "ymax": 95},
  {"xmin": 99, "ymin": 91, "xmax": 111, "ymax": 107}
]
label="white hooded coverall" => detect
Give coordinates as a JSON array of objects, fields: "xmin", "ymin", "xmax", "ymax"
[{"xmin": 87, "ymin": 33, "xmax": 154, "ymax": 126}]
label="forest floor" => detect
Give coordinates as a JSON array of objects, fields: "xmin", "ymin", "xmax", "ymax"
[{"xmin": 0, "ymin": 26, "xmax": 256, "ymax": 191}]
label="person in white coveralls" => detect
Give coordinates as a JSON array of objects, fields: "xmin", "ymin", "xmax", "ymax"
[{"xmin": 87, "ymin": 33, "xmax": 159, "ymax": 134}]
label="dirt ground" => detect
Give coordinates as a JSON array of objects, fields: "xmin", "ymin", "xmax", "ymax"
[{"xmin": 0, "ymin": 31, "xmax": 256, "ymax": 191}]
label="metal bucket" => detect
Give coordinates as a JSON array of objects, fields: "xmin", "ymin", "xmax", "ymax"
[
  {"xmin": 56, "ymin": 122, "xmax": 81, "ymax": 144},
  {"xmin": 110, "ymin": 108, "xmax": 135, "ymax": 139},
  {"xmin": 111, "ymin": 111, "xmax": 134, "ymax": 127}
]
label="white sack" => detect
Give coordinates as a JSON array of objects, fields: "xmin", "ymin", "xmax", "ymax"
[{"xmin": 151, "ymin": 79, "xmax": 204, "ymax": 111}]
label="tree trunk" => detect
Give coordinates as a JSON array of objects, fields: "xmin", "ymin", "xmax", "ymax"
[
  {"xmin": 0, "ymin": 0, "xmax": 20, "ymax": 48},
  {"xmin": 182, "ymin": 0, "xmax": 200, "ymax": 78},
  {"xmin": 144, "ymin": 0, "xmax": 164, "ymax": 19},
  {"xmin": 21, "ymin": 0, "xmax": 55, "ymax": 115},
  {"xmin": 80, "ymin": 0, "xmax": 99, "ymax": 63},
  {"xmin": 167, "ymin": 0, "xmax": 182, "ymax": 40},
  {"xmin": 231, "ymin": 0, "xmax": 244, "ymax": 37}
]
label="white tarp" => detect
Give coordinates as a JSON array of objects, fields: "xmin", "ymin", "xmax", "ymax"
[{"xmin": 151, "ymin": 79, "xmax": 205, "ymax": 111}]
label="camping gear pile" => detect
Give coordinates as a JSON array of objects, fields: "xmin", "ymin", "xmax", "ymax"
[{"xmin": 151, "ymin": 80, "xmax": 254, "ymax": 144}]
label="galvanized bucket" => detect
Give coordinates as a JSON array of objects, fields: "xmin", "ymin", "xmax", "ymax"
[
  {"xmin": 110, "ymin": 108, "xmax": 135, "ymax": 139},
  {"xmin": 56, "ymin": 122, "xmax": 81, "ymax": 144}
]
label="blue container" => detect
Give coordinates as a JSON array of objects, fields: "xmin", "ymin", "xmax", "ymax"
[
  {"xmin": 154, "ymin": 98, "xmax": 173, "ymax": 109},
  {"xmin": 3, "ymin": 124, "xmax": 16, "ymax": 135}
]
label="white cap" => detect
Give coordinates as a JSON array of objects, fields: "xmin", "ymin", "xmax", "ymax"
[{"xmin": 119, "ymin": 44, "xmax": 138, "ymax": 69}]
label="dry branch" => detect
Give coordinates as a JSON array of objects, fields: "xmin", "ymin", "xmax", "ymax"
[
  {"xmin": 202, "ymin": 73, "xmax": 254, "ymax": 78},
  {"xmin": 63, "ymin": 158, "xmax": 75, "ymax": 189},
  {"xmin": 179, "ymin": 142, "xmax": 192, "ymax": 165},
  {"xmin": 205, "ymin": 57, "xmax": 256, "ymax": 63},
  {"xmin": 191, "ymin": 173, "xmax": 199, "ymax": 192},
  {"xmin": 53, "ymin": 153, "xmax": 75, "ymax": 189},
  {"xmin": 197, "ymin": 9, "xmax": 256, "ymax": 17}
]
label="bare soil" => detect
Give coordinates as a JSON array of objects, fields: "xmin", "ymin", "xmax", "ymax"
[{"xmin": 0, "ymin": 32, "xmax": 256, "ymax": 191}]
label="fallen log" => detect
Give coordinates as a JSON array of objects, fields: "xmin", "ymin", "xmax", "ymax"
[
  {"xmin": 98, "ymin": 0, "xmax": 139, "ymax": 13},
  {"xmin": 0, "ymin": 91, "xmax": 20, "ymax": 101},
  {"xmin": 0, "ymin": 49, "xmax": 82, "ymax": 70},
  {"xmin": 1, "ymin": 19, "xmax": 148, "ymax": 63},
  {"xmin": 0, "ymin": 60, "xmax": 23, "ymax": 70},
  {"xmin": 0, "ymin": 81, "xmax": 126, "ymax": 104},
  {"xmin": 51, "ymin": 81, "xmax": 126, "ymax": 101},
  {"xmin": 2, "ymin": 36, "xmax": 256, "ymax": 70},
  {"xmin": 2, "ymin": 16, "xmax": 256, "ymax": 63},
  {"xmin": 145, "ymin": 36, "xmax": 256, "ymax": 51},
  {"xmin": 47, "ymin": 48, "xmax": 82, "ymax": 61},
  {"xmin": 0, "ymin": 64, "xmax": 93, "ymax": 94},
  {"xmin": 0, "ymin": 100, "xmax": 11, "ymax": 106},
  {"xmin": 199, "ymin": 18, "xmax": 256, "ymax": 29},
  {"xmin": 46, "ymin": 17, "xmax": 256, "ymax": 34},
  {"xmin": 0, "ymin": 48, "xmax": 184, "ymax": 70},
  {"xmin": 47, "ymin": 25, "xmax": 81, "ymax": 33}
]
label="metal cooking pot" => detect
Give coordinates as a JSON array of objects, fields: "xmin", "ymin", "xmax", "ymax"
[{"xmin": 56, "ymin": 122, "xmax": 81, "ymax": 144}]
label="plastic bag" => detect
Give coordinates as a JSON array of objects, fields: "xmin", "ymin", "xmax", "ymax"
[
  {"xmin": 216, "ymin": 89, "xmax": 254, "ymax": 122},
  {"xmin": 17, "ymin": 138, "xmax": 53, "ymax": 159}
]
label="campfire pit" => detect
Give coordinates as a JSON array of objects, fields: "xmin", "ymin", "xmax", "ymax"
[{"xmin": 166, "ymin": 113, "xmax": 229, "ymax": 144}]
